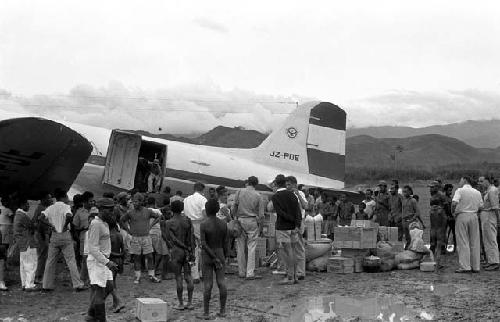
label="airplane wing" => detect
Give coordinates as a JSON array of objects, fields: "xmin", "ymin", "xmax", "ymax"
[{"xmin": 0, "ymin": 117, "xmax": 92, "ymax": 199}]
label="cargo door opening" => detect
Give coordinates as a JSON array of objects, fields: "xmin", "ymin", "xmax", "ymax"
[
  {"xmin": 135, "ymin": 140, "xmax": 167, "ymax": 193},
  {"xmin": 103, "ymin": 131, "xmax": 167, "ymax": 192}
]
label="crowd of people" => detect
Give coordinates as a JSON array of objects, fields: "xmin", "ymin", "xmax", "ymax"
[{"xmin": 0, "ymin": 173, "xmax": 499, "ymax": 321}]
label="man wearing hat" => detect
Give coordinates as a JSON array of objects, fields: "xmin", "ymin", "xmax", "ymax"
[
  {"xmin": 429, "ymin": 180, "xmax": 448, "ymax": 268},
  {"xmin": 374, "ymin": 181, "xmax": 390, "ymax": 226},
  {"xmin": 86, "ymin": 197, "xmax": 118, "ymax": 322}
]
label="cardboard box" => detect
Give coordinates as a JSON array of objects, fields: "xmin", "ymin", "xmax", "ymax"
[
  {"xmin": 349, "ymin": 227, "xmax": 362, "ymax": 241},
  {"xmin": 341, "ymin": 248, "xmax": 371, "ymax": 259},
  {"xmin": 350, "ymin": 220, "xmax": 378, "ymax": 228},
  {"xmin": 388, "ymin": 227, "xmax": 399, "ymax": 241},
  {"xmin": 342, "ymin": 241, "xmax": 353, "ymax": 248},
  {"xmin": 256, "ymin": 237, "xmax": 267, "ymax": 258},
  {"xmin": 334, "ymin": 227, "xmax": 349, "ymax": 241},
  {"xmin": 136, "ymin": 298, "xmax": 167, "ymax": 322},
  {"xmin": 262, "ymin": 221, "xmax": 276, "ymax": 237},
  {"xmin": 327, "ymin": 257, "xmax": 354, "ymax": 274}
]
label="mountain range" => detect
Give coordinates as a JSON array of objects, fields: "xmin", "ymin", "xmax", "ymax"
[
  {"xmin": 129, "ymin": 122, "xmax": 500, "ymax": 169},
  {"xmin": 347, "ymin": 119, "xmax": 500, "ymax": 149}
]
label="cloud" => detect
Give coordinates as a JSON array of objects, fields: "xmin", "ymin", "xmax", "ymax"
[
  {"xmin": 345, "ymin": 89, "xmax": 500, "ymax": 128},
  {"xmin": 0, "ymin": 81, "xmax": 306, "ymax": 135},
  {"xmin": 193, "ymin": 17, "xmax": 229, "ymax": 34}
]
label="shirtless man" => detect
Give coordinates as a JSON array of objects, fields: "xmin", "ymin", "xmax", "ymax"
[
  {"xmin": 198, "ymin": 199, "xmax": 229, "ymax": 320},
  {"xmin": 120, "ymin": 193, "xmax": 161, "ymax": 284},
  {"xmin": 161, "ymin": 200, "xmax": 195, "ymax": 311}
]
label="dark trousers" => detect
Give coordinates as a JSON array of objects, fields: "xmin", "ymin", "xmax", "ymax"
[
  {"xmin": 87, "ymin": 281, "xmax": 113, "ymax": 322},
  {"xmin": 446, "ymin": 218, "xmax": 457, "ymax": 251},
  {"xmin": 430, "ymin": 210, "xmax": 447, "ymax": 265},
  {"xmin": 402, "ymin": 220, "xmax": 411, "ymax": 250},
  {"xmin": 35, "ymin": 234, "xmax": 49, "ymax": 281}
]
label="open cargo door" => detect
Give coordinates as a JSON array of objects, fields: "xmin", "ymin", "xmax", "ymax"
[
  {"xmin": 102, "ymin": 130, "xmax": 141, "ymax": 190},
  {"xmin": 137, "ymin": 139, "xmax": 168, "ymax": 193}
]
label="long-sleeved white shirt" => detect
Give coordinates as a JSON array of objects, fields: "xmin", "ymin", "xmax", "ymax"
[{"xmin": 87, "ymin": 217, "xmax": 111, "ymax": 265}]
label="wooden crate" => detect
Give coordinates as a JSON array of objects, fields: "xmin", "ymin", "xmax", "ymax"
[
  {"xmin": 350, "ymin": 220, "xmax": 378, "ymax": 228},
  {"xmin": 255, "ymin": 237, "xmax": 267, "ymax": 260},
  {"xmin": 262, "ymin": 221, "xmax": 276, "ymax": 237},
  {"xmin": 136, "ymin": 298, "xmax": 167, "ymax": 322},
  {"xmin": 327, "ymin": 257, "xmax": 354, "ymax": 274},
  {"xmin": 388, "ymin": 227, "xmax": 399, "ymax": 241},
  {"xmin": 334, "ymin": 227, "xmax": 349, "ymax": 241}
]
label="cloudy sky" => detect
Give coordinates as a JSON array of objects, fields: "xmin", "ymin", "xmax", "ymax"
[{"xmin": 1, "ymin": 0, "xmax": 500, "ymax": 133}]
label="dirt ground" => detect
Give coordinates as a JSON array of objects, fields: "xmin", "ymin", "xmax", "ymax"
[{"xmin": 1, "ymin": 251, "xmax": 500, "ymax": 322}]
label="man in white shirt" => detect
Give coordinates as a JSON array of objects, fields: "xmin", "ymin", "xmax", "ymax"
[
  {"xmin": 183, "ymin": 182, "xmax": 207, "ymax": 282},
  {"xmin": 478, "ymin": 176, "xmax": 499, "ymax": 271},
  {"xmin": 86, "ymin": 197, "xmax": 118, "ymax": 322},
  {"xmin": 362, "ymin": 189, "xmax": 376, "ymax": 219},
  {"xmin": 42, "ymin": 188, "xmax": 86, "ymax": 291},
  {"xmin": 452, "ymin": 176, "xmax": 484, "ymax": 273}
]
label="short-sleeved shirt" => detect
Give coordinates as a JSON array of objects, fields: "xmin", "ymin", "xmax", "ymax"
[
  {"xmin": 483, "ymin": 185, "xmax": 499, "ymax": 211},
  {"xmin": 452, "ymin": 184, "xmax": 483, "ymax": 214},
  {"xmin": 389, "ymin": 194, "xmax": 402, "ymax": 217},
  {"xmin": 183, "ymin": 192, "xmax": 207, "ymax": 221},
  {"xmin": 234, "ymin": 186, "xmax": 264, "ymax": 219},
  {"xmin": 362, "ymin": 199, "xmax": 376, "ymax": 217},
  {"xmin": 402, "ymin": 197, "xmax": 419, "ymax": 220},
  {"xmin": 42, "ymin": 201, "xmax": 72, "ymax": 233},
  {"xmin": 122, "ymin": 207, "xmax": 159, "ymax": 237},
  {"xmin": 73, "ymin": 208, "xmax": 90, "ymax": 237}
]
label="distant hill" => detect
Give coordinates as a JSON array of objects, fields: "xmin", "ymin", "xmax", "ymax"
[
  {"xmin": 346, "ymin": 134, "xmax": 500, "ymax": 169},
  {"xmin": 347, "ymin": 119, "xmax": 500, "ymax": 148},
  {"xmin": 128, "ymin": 126, "xmax": 267, "ymax": 148},
  {"xmin": 195, "ymin": 126, "xmax": 267, "ymax": 148},
  {"xmin": 127, "ymin": 126, "xmax": 500, "ymax": 170}
]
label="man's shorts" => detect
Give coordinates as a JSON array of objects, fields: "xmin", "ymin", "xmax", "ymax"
[
  {"xmin": 276, "ymin": 229, "xmax": 299, "ymax": 244},
  {"xmin": 129, "ymin": 235, "xmax": 153, "ymax": 255}
]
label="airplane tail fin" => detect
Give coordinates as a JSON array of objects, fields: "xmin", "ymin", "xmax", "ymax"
[{"xmin": 253, "ymin": 101, "xmax": 346, "ymax": 186}]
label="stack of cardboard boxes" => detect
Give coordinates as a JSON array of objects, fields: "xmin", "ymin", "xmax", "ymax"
[
  {"xmin": 262, "ymin": 212, "xmax": 277, "ymax": 253},
  {"xmin": 333, "ymin": 226, "xmax": 378, "ymax": 249},
  {"xmin": 327, "ymin": 257, "xmax": 354, "ymax": 274}
]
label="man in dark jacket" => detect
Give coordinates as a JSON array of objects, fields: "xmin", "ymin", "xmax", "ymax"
[{"xmin": 270, "ymin": 174, "xmax": 301, "ymax": 285}]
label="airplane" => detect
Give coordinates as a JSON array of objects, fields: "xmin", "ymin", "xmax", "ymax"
[{"xmin": 0, "ymin": 101, "xmax": 348, "ymax": 200}]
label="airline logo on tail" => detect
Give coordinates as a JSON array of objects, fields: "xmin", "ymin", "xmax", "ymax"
[{"xmin": 254, "ymin": 101, "xmax": 346, "ymax": 186}]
